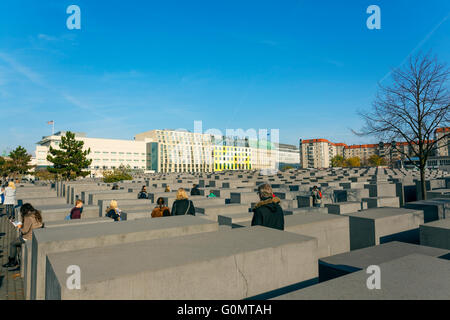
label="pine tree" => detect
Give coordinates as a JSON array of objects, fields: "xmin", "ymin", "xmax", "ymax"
[
  {"xmin": 47, "ymin": 131, "xmax": 92, "ymax": 180},
  {"xmin": 8, "ymin": 146, "xmax": 33, "ymax": 179}
]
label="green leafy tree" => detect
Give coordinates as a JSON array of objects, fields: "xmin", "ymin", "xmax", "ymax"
[
  {"xmin": 368, "ymin": 154, "xmax": 386, "ymax": 167},
  {"xmin": 344, "ymin": 157, "xmax": 361, "ymax": 167},
  {"xmin": 34, "ymin": 168, "xmax": 57, "ymax": 181},
  {"xmin": 0, "ymin": 156, "xmax": 8, "ymax": 179},
  {"xmin": 8, "ymin": 146, "xmax": 33, "ymax": 179},
  {"xmin": 47, "ymin": 131, "xmax": 92, "ymax": 180},
  {"xmin": 280, "ymin": 165, "xmax": 294, "ymax": 171},
  {"xmin": 330, "ymin": 155, "xmax": 344, "ymax": 167},
  {"xmin": 103, "ymin": 164, "xmax": 133, "ymax": 183}
]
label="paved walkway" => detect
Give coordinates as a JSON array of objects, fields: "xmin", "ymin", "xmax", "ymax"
[{"xmin": 0, "ymin": 211, "xmax": 25, "ymax": 300}]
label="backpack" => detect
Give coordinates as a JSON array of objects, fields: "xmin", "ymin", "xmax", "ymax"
[
  {"xmin": 317, "ymin": 190, "xmax": 322, "ymax": 199},
  {"xmin": 138, "ymin": 192, "xmax": 147, "ymax": 199}
]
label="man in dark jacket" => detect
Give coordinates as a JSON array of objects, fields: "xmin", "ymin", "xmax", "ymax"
[
  {"xmin": 251, "ymin": 183, "xmax": 284, "ymax": 230},
  {"xmin": 190, "ymin": 184, "xmax": 201, "ymax": 196}
]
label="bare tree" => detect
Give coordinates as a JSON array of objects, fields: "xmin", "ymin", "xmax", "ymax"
[{"xmin": 354, "ymin": 52, "xmax": 449, "ymax": 200}]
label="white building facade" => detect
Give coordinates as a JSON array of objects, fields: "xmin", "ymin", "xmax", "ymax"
[
  {"xmin": 35, "ymin": 131, "xmax": 147, "ymax": 175},
  {"xmin": 34, "ymin": 129, "xmax": 294, "ymax": 174}
]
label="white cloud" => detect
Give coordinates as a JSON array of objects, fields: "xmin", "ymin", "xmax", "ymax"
[
  {"xmin": 326, "ymin": 59, "xmax": 344, "ymax": 68},
  {"xmin": 0, "ymin": 52, "xmax": 44, "ymax": 86},
  {"xmin": 38, "ymin": 34, "xmax": 58, "ymax": 41},
  {"xmin": 259, "ymin": 40, "xmax": 278, "ymax": 46}
]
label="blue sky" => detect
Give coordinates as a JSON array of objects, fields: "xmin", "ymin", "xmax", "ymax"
[{"xmin": 1, "ymin": 0, "xmax": 449, "ymax": 155}]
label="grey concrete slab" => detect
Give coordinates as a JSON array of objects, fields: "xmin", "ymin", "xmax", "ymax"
[
  {"xmin": 30, "ymin": 215, "xmax": 218, "ymax": 300},
  {"xmin": 415, "ymin": 179, "xmax": 446, "ymax": 200},
  {"xmin": 344, "ymin": 208, "xmax": 424, "ymax": 250},
  {"xmin": 420, "ymin": 218, "xmax": 450, "ymax": 250},
  {"xmin": 218, "ymin": 210, "xmax": 293, "ymax": 227},
  {"xmin": 285, "ymin": 207, "xmax": 329, "ymax": 215},
  {"xmin": 119, "ymin": 209, "xmax": 153, "ymax": 221},
  {"xmin": 278, "ymin": 199, "xmax": 298, "ymax": 211},
  {"xmin": 284, "ymin": 213, "xmax": 350, "ymax": 258},
  {"xmin": 212, "ymin": 188, "xmax": 254, "ymax": 199},
  {"xmin": 197, "ymin": 204, "xmax": 249, "ymax": 221},
  {"xmin": 23, "ymin": 241, "xmax": 32, "ymax": 299},
  {"xmin": 404, "ymin": 200, "xmax": 448, "ymax": 223},
  {"xmin": 427, "ymin": 189, "xmax": 450, "ymax": 200},
  {"xmin": 365, "ymin": 183, "xmax": 396, "ymax": 197},
  {"xmin": 98, "ymin": 199, "xmax": 151, "ymax": 216},
  {"xmin": 230, "ymin": 192, "xmax": 260, "ymax": 205},
  {"xmin": 297, "ymin": 195, "xmax": 312, "ymax": 208},
  {"xmin": 362, "ymin": 196, "xmax": 400, "ymax": 208},
  {"xmin": 334, "ymin": 188, "xmax": 369, "ymax": 202},
  {"xmin": 68, "ymin": 185, "xmax": 111, "ymax": 205},
  {"xmin": 274, "ymin": 254, "xmax": 450, "ymax": 300},
  {"xmin": 318, "ymin": 241, "xmax": 450, "ymax": 282},
  {"xmin": 38, "ymin": 205, "xmax": 100, "ymax": 222},
  {"xmin": 190, "ymin": 198, "xmax": 225, "ymax": 208},
  {"xmin": 45, "ymin": 227, "xmax": 319, "ymax": 300},
  {"xmin": 325, "ymin": 202, "xmax": 363, "ymax": 215},
  {"xmin": 18, "ymin": 197, "xmax": 67, "ymax": 207},
  {"xmin": 217, "ymin": 212, "xmax": 255, "ymax": 227},
  {"xmin": 43, "ymin": 218, "xmax": 113, "ymax": 228},
  {"xmin": 88, "ymin": 191, "xmax": 138, "ymax": 206},
  {"xmin": 23, "ymin": 217, "xmax": 112, "ymax": 299}
]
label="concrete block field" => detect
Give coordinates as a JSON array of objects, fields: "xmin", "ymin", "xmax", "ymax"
[{"xmin": 6, "ymin": 167, "xmax": 450, "ymax": 300}]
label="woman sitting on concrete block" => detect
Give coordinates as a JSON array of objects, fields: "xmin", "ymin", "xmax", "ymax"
[
  {"xmin": 3, "ymin": 203, "xmax": 43, "ymax": 269},
  {"xmin": 151, "ymin": 197, "xmax": 171, "ymax": 218},
  {"xmin": 105, "ymin": 200, "xmax": 121, "ymax": 221}
]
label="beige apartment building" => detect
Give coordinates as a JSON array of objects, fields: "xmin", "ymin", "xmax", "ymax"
[
  {"xmin": 436, "ymin": 127, "xmax": 450, "ymax": 157},
  {"xmin": 299, "ymin": 126, "xmax": 449, "ymax": 168},
  {"xmin": 344, "ymin": 144, "xmax": 378, "ymax": 163},
  {"xmin": 299, "ymin": 139, "xmax": 346, "ymax": 168}
]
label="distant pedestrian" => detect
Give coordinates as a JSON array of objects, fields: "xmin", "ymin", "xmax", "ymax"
[
  {"xmin": 207, "ymin": 191, "xmax": 216, "ymax": 198},
  {"xmin": 111, "ymin": 184, "xmax": 119, "ymax": 190},
  {"xmin": 251, "ymin": 183, "xmax": 284, "ymax": 230},
  {"xmin": 70, "ymin": 199, "xmax": 84, "ymax": 220},
  {"xmin": 311, "ymin": 186, "xmax": 322, "ymax": 208},
  {"xmin": 171, "ymin": 188, "xmax": 195, "ymax": 216},
  {"xmin": 190, "ymin": 184, "xmax": 201, "ymax": 196},
  {"xmin": 164, "ymin": 185, "xmax": 171, "ymax": 192},
  {"xmin": 3, "ymin": 203, "xmax": 43, "ymax": 269},
  {"xmin": 105, "ymin": 200, "xmax": 121, "ymax": 221},
  {"xmin": 151, "ymin": 197, "xmax": 171, "ymax": 218},
  {"xmin": 138, "ymin": 186, "xmax": 148, "ymax": 199},
  {"xmin": 0, "ymin": 186, "xmax": 5, "ymax": 205},
  {"xmin": 3, "ymin": 182, "xmax": 17, "ymax": 221}
]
